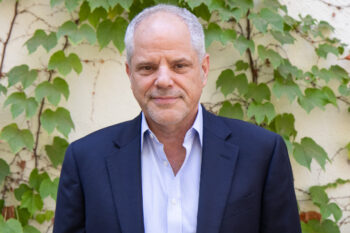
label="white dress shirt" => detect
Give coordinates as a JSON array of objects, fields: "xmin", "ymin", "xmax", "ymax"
[{"xmin": 141, "ymin": 105, "xmax": 203, "ymax": 233}]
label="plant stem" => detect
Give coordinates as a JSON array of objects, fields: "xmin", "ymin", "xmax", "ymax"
[
  {"xmin": 0, "ymin": 1, "xmax": 19, "ymax": 79},
  {"xmin": 245, "ymin": 10, "xmax": 258, "ymax": 84}
]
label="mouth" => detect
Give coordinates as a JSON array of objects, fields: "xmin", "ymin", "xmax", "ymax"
[{"xmin": 151, "ymin": 96, "xmax": 179, "ymax": 105}]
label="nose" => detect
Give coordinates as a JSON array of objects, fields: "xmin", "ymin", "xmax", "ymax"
[{"xmin": 155, "ymin": 65, "xmax": 173, "ymax": 88}]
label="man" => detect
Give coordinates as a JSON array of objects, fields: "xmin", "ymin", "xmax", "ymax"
[{"xmin": 54, "ymin": 4, "xmax": 301, "ymax": 233}]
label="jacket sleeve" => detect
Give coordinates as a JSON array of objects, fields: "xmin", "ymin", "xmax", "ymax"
[
  {"xmin": 53, "ymin": 143, "xmax": 86, "ymax": 233},
  {"xmin": 260, "ymin": 135, "xmax": 301, "ymax": 233}
]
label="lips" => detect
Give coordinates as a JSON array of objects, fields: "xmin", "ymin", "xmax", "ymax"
[{"xmin": 151, "ymin": 96, "xmax": 179, "ymax": 105}]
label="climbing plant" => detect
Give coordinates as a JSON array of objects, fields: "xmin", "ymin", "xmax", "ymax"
[{"xmin": 0, "ymin": 0, "xmax": 349, "ymax": 232}]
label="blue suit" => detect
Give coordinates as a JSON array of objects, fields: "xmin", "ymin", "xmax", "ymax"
[{"xmin": 53, "ymin": 108, "xmax": 301, "ymax": 233}]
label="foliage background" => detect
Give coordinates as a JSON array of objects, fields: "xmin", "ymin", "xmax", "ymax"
[{"xmin": 0, "ymin": 0, "xmax": 349, "ymax": 232}]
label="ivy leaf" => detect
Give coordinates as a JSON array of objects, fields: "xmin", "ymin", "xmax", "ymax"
[
  {"xmin": 35, "ymin": 210, "xmax": 54, "ymax": 224},
  {"xmin": 16, "ymin": 207, "xmax": 30, "ymax": 226},
  {"xmin": 250, "ymin": 8, "xmax": 284, "ymax": 33},
  {"xmin": 50, "ymin": 0, "xmax": 63, "ymax": 7},
  {"xmin": 79, "ymin": 24, "xmax": 97, "ymax": 44},
  {"xmin": 57, "ymin": 21, "xmax": 82, "ymax": 44},
  {"xmin": 88, "ymin": 7, "xmax": 107, "ymax": 28},
  {"xmin": 235, "ymin": 60, "xmax": 249, "ymax": 71},
  {"xmin": 20, "ymin": 190, "xmax": 43, "ymax": 215},
  {"xmin": 301, "ymin": 219, "xmax": 340, "ymax": 233},
  {"xmin": 245, "ymin": 83, "xmax": 270, "ymax": 103},
  {"xmin": 97, "ymin": 17, "xmax": 128, "ymax": 53},
  {"xmin": 205, "ymin": 23, "xmax": 221, "ymax": 48},
  {"xmin": 234, "ymin": 35, "xmax": 255, "ymax": 55},
  {"xmin": 39, "ymin": 177, "xmax": 59, "ymax": 200},
  {"xmin": 320, "ymin": 202, "xmax": 342, "ymax": 222},
  {"xmin": 309, "ymin": 186, "xmax": 329, "ymax": 206},
  {"xmin": 40, "ymin": 107, "xmax": 75, "ymax": 137},
  {"xmin": 0, "ymin": 124, "xmax": 34, "ymax": 153},
  {"xmin": 311, "ymin": 66, "xmax": 334, "ymax": 83},
  {"xmin": 218, "ymin": 101, "xmax": 243, "ymax": 120},
  {"xmin": 23, "ymin": 225, "xmax": 41, "ymax": 233},
  {"xmin": 65, "ymin": 0, "xmax": 81, "ymax": 11},
  {"xmin": 316, "ymin": 44, "xmax": 339, "ymax": 59},
  {"xmin": 14, "ymin": 184, "xmax": 31, "ymax": 201},
  {"xmin": 272, "ymin": 71, "xmax": 302, "ymax": 102},
  {"xmin": 278, "ymin": 59, "xmax": 303, "ymax": 79},
  {"xmin": 0, "ymin": 219, "xmax": 23, "ymax": 233},
  {"xmin": 0, "ymin": 83, "xmax": 7, "ymax": 96},
  {"xmin": 338, "ymin": 83, "xmax": 350, "ymax": 96},
  {"xmin": 258, "ymin": 45, "xmax": 284, "ymax": 68},
  {"xmin": 35, "ymin": 77, "xmax": 69, "ymax": 106},
  {"xmin": 271, "ymin": 31, "xmax": 295, "ymax": 44},
  {"xmin": 25, "ymin": 30, "xmax": 57, "ymax": 54},
  {"xmin": 329, "ymin": 65, "xmax": 348, "ymax": 81},
  {"xmin": 187, "ymin": 0, "xmax": 211, "ymax": 9},
  {"xmin": 269, "ymin": 114, "xmax": 296, "ymax": 139},
  {"xmin": 48, "ymin": 51, "xmax": 82, "ymax": 76},
  {"xmin": 0, "ymin": 158, "xmax": 10, "ymax": 185},
  {"xmin": 7, "ymin": 65, "xmax": 38, "ymax": 89},
  {"xmin": 208, "ymin": 0, "xmax": 235, "ymax": 21},
  {"xmin": 29, "ymin": 169, "xmax": 50, "ymax": 192},
  {"xmin": 216, "ymin": 70, "xmax": 248, "ymax": 96},
  {"xmin": 45, "ymin": 136, "xmax": 69, "ymax": 168},
  {"xmin": 247, "ymin": 102, "xmax": 275, "ymax": 124},
  {"xmin": 4, "ymin": 92, "xmax": 38, "ymax": 118},
  {"xmin": 293, "ymin": 137, "xmax": 329, "ymax": 170},
  {"xmin": 88, "ymin": 0, "xmax": 109, "ymax": 11},
  {"xmin": 228, "ymin": 0, "xmax": 253, "ymax": 9},
  {"xmin": 108, "ymin": 0, "xmax": 132, "ymax": 10},
  {"xmin": 298, "ymin": 87, "xmax": 336, "ymax": 113},
  {"xmin": 79, "ymin": 1, "xmax": 90, "ymax": 21},
  {"xmin": 193, "ymin": 3, "xmax": 211, "ymax": 22}
]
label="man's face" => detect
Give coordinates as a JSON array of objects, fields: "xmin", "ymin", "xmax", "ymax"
[{"xmin": 126, "ymin": 12, "xmax": 209, "ymax": 129}]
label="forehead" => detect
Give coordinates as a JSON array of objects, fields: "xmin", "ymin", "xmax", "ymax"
[{"xmin": 132, "ymin": 12, "xmax": 196, "ymax": 61}]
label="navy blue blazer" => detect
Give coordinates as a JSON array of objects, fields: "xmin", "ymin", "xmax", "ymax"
[{"xmin": 53, "ymin": 108, "xmax": 301, "ymax": 233}]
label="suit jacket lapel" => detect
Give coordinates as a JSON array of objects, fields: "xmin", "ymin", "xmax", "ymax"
[
  {"xmin": 105, "ymin": 115, "xmax": 144, "ymax": 233},
  {"xmin": 196, "ymin": 109, "xmax": 240, "ymax": 233}
]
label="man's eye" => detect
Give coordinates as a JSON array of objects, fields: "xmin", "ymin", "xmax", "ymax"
[
  {"xmin": 142, "ymin": 66, "xmax": 152, "ymax": 70},
  {"xmin": 174, "ymin": 64, "xmax": 186, "ymax": 69}
]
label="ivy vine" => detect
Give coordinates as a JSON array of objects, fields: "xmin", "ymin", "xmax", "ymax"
[{"xmin": 0, "ymin": 0, "xmax": 349, "ymax": 232}]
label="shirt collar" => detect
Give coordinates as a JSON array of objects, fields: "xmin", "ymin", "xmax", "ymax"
[{"xmin": 141, "ymin": 104, "xmax": 203, "ymax": 147}]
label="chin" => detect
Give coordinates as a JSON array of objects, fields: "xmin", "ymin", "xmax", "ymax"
[{"xmin": 147, "ymin": 107, "xmax": 189, "ymax": 126}]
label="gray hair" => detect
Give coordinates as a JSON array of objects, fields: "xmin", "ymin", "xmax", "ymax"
[{"xmin": 124, "ymin": 4, "xmax": 205, "ymax": 65}]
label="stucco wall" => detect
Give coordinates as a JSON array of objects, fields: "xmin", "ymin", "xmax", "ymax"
[{"xmin": 0, "ymin": 0, "xmax": 349, "ymax": 232}]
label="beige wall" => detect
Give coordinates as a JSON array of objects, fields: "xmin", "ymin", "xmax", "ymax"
[{"xmin": 0, "ymin": 0, "xmax": 349, "ymax": 232}]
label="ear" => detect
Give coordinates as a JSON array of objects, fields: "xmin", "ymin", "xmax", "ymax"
[
  {"xmin": 201, "ymin": 53, "xmax": 210, "ymax": 86},
  {"xmin": 125, "ymin": 62, "xmax": 131, "ymax": 79}
]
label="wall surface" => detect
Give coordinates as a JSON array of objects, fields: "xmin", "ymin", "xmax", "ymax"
[{"xmin": 0, "ymin": 0, "xmax": 350, "ymax": 232}]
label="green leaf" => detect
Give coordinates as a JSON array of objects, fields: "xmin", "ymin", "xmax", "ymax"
[
  {"xmin": 88, "ymin": 7, "xmax": 107, "ymax": 28},
  {"xmin": 20, "ymin": 190, "xmax": 43, "ymax": 215},
  {"xmin": 247, "ymin": 102, "xmax": 275, "ymax": 124},
  {"xmin": 7, "ymin": 65, "xmax": 38, "ymax": 89},
  {"xmin": 205, "ymin": 23, "xmax": 222, "ymax": 48},
  {"xmin": 316, "ymin": 44, "xmax": 339, "ymax": 59},
  {"xmin": 235, "ymin": 60, "xmax": 249, "ymax": 71},
  {"xmin": 293, "ymin": 137, "xmax": 329, "ymax": 169},
  {"xmin": 57, "ymin": 21, "xmax": 81, "ymax": 43},
  {"xmin": 14, "ymin": 184, "xmax": 31, "ymax": 201},
  {"xmin": 218, "ymin": 101, "xmax": 243, "ymax": 120},
  {"xmin": 97, "ymin": 17, "xmax": 128, "ymax": 53},
  {"xmin": 272, "ymin": 71, "xmax": 302, "ymax": 102},
  {"xmin": 1, "ymin": 219, "xmax": 23, "ymax": 233},
  {"xmin": 35, "ymin": 210, "xmax": 54, "ymax": 224},
  {"xmin": 4, "ymin": 92, "xmax": 38, "ymax": 118},
  {"xmin": 29, "ymin": 169, "xmax": 50, "ymax": 192},
  {"xmin": 193, "ymin": 3, "xmax": 211, "ymax": 22},
  {"xmin": 187, "ymin": 0, "xmax": 211, "ymax": 9},
  {"xmin": 208, "ymin": 0, "xmax": 234, "ymax": 21},
  {"xmin": 0, "ymin": 83, "xmax": 7, "ymax": 96},
  {"xmin": 79, "ymin": 24, "xmax": 97, "ymax": 44},
  {"xmin": 216, "ymin": 70, "xmax": 248, "ymax": 96},
  {"xmin": 88, "ymin": 0, "xmax": 109, "ymax": 11},
  {"xmin": 23, "ymin": 225, "xmax": 41, "ymax": 233},
  {"xmin": 234, "ymin": 35, "xmax": 255, "ymax": 55},
  {"xmin": 258, "ymin": 45, "xmax": 283, "ymax": 68},
  {"xmin": 245, "ymin": 83, "xmax": 270, "ymax": 103},
  {"xmin": 271, "ymin": 31, "xmax": 295, "ymax": 44},
  {"xmin": 269, "ymin": 114, "xmax": 296, "ymax": 139},
  {"xmin": 298, "ymin": 87, "xmax": 336, "ymax": 113},
  {"xmin": 45, "ymin": 136, "xmax": 69, "ymax": 168},
  {"xmin": 16, "ymin": 207, "xmax": 30, "ymax": 226},
  {"xmin": 0, "ymin": 159, "xmax": 9, "ymax": 185},
  {"xmin": 228, "ymin": 0, "xmax": 253, "ymax": 9},
  {"xmin": 35, "ymin": 77, "xmax": 69, "ymax": 106},
  {"xmin": 48, "ymin": 51, "xmax": 82, "ymax": 76},
  {"xmin": 338, "ymin": 83, "xmax": 350, "ymax": 96},
  {"xmin": 39, "ymin": 177, "xmax": 59, "ymax": 200},
  {"xmin": 320, "ymin": 202, "xmax": 342, "ymax": 222},
  {"xmin": 302, "ymin": 219, "xmax": 340, "ymax": 233},
  {"xmin": 50, "ymin": 0, "xmax": 63, "ymax": 7},
  {"xmin": 329, "ymin": 65, "xmax": 348, "ymax": 81},
  {"xmin": 277, "ymin": 59, "xmax": 303, "ymax": 79},
  {"xmin": 250, "ymin": 8, "xmax": 284, "ymax": 33},
  {"xmin": 309, "ymin": 186, "xmax": 329, "ymax": 206},
  {"xmin": 108, "ymin": 0, "xmax": 132, "ymax": 10},
  {"xmin": 40, "ymin": 107, "xmax": 75, "ymax": 137},
  {"xmin": 79, "ymin": 1, "xmax": 90, "ymax": 21},
  {"xmin": 0, "ymin": 200, "xmax": 3, "ymax": 213},
  {"xmin": 65, "ymin": 0, "xmax": 81, "ymax": 11},
  {"xmin": 311, "ymin": 66, "xmax": 334, "ymax": 83},
  {"xmin": 0, "ymin": 124, "xmax": 34, "ymax": 153},
  {"xmin": 25, "ymin": 30, "xmax": 57, "ymax": 54}
]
